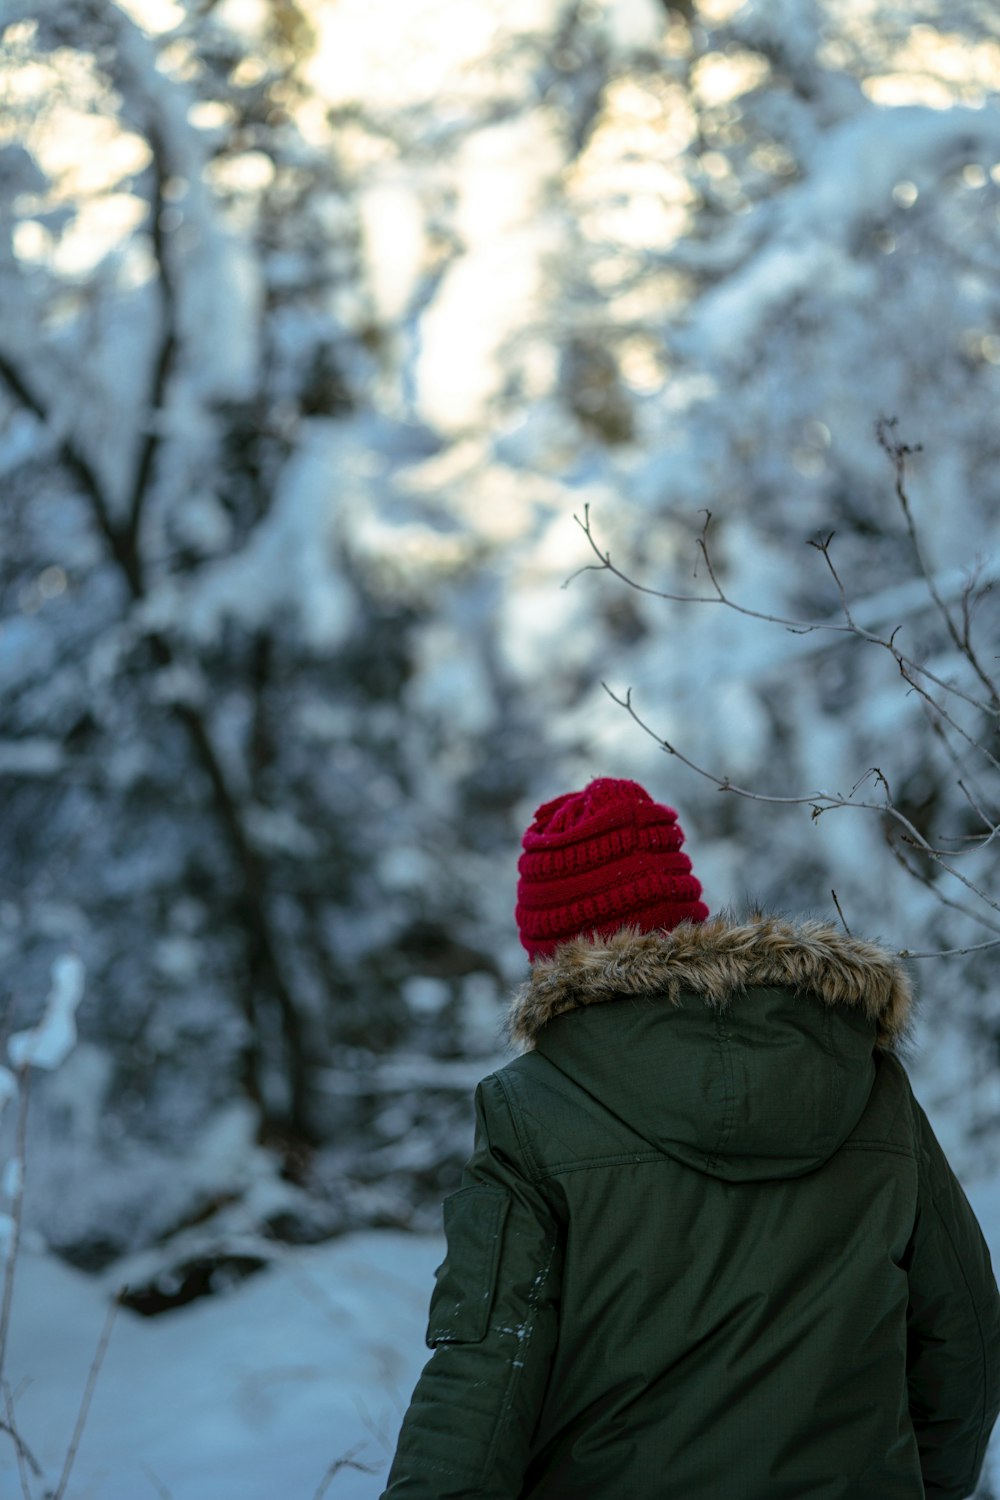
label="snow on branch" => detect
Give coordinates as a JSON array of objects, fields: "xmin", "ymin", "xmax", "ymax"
[
  {"xmin": 684, "ymin": 104, "xmax": 1000, "ymax": 364},
  {"xmin": 7, "ymin": 955, "xmax": 86, "ymax": 1073}
]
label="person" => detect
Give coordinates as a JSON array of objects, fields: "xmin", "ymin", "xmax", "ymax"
[{"xmin": 381, "ymin": 776, "xmax": 1000, "ymax": 1499}]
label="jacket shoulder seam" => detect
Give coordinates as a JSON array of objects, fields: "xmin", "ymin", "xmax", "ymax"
[{"xmin": 492, "ymin": 1068, "xmax": 544, "ymax": 1182}]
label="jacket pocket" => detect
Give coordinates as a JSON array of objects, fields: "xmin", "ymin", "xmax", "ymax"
[{"xmin": 426, "ymin": 1183, "xmax": 510, "ymax": 1347}]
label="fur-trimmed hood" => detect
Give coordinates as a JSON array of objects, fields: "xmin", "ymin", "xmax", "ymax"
[
  {"xmin": 508, "ymin": 914, "xmax": 913, "ymax": 1052},
  {"xmin": 504, "ymin": 916, "xmax": 915, "ymax": 1182}
]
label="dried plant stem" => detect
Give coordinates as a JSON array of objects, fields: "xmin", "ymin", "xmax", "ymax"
[
  {"xmin": 876, "ymin": 417, "xmax": 1000, "ymax": 706},
  {"xmin": 830, "ymin": 890, "xmax": 852, "ymax": 937},
  {"xmin": 51, "ymin": 1295, "xmax": 120, "ymax": 1500},
  {"xmin": 885, "ymin": 834, "xmax": 1000, "ymax": 939},
  {"xmin": 569, "ymin": 502, "xmax": 1000, "ymax": 719},
  {"xmin": 0, "ymin": 1072, "xmax": 30, "ymax": 1394},
  {"xmin": 570, "ymin": 419, "xmax": 1000, "ymax": 960},
  {"xmin": 2, "ymin": 1381, "xmax": 39, "ymax": 1500},
  {"xmin": 140, "ymin": 1460, "xmax": 175, "ymax": 1499},
  {"xmin": 602, "ymin": 681, "xmax": 1000, "ymax": 959},
  {"xmin": 312, "ymin": 1442, "xmax": 379, "ymax": 1500}
]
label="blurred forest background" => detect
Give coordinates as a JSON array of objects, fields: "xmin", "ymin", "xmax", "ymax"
[{"xmin": 3, "ymin": 0, "xmax": 1000, "ymax": 1319}]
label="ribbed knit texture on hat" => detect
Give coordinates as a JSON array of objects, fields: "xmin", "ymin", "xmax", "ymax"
[{"xmin": 516, "ymin": 778, "xmax": 709, "ymax": 961}]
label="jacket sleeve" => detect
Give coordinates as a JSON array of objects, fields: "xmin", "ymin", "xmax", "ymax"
[
  {"xmin": 381, "ymin": 1072, "xmax": 563, "ymax": 1500},
  {"xmin": 904, "ymin": 1089, "xmax": 1000, "ymax": 1499}
]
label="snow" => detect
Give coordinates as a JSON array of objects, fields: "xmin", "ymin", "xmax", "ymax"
[
  {"xmin": 166, "ymin": 421, "xmax": 355, "ymax": 650},
  {"xmin": 8, "ymin": 954, "xmax": 85, "ymax": 1072},
  {"xmin": 359, "ymin": 180, "xmax": 428, "ymax": 325},
  {"xmin": 0, "ymin": 737, "xmax": 64, "ymax": 777},
  {"xmin": 0, "ymin": 1069, "xmax": 16, "ymax": 1120},
  {"xmin": 688, "ymin": 102, "xmax": 1000, "ymax": 364},
  {"xmin": 401, "ymin": 976, "xmax": 451, "ymax": 1017},
  {"xmin": 4, "ymin": 1, "xmax": 1000, "ymax": 1490},
  {"xmin": 415, "ymin": 115, "xmax": 565, "ymax": 431},
  {"xmin": 3, "ymin": 1232, "xmax": 441, "ymax": 1500},
  {"xmin": 5, "ymin": 1169, "xmax": 999, "ymax": 1497},
  {"xmin": 406, "ymin": 623, "xmax": 496, "ymax": 736},
  {"xmin": 600, "ymin": 0, "xmax": 664, "ymax": 54},
  {"xmin": 0, "ymin": 616, "xmax": 57, "ymax": 696}
]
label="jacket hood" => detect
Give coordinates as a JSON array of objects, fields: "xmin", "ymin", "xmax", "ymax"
[{"xmin": 506, "ymin": 915, "xmax": 915, "ymax": 1182}]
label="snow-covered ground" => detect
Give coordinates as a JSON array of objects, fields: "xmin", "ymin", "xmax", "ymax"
[
  {"xmin": 6, "ymin": 1158, "xmax": 1000, "ymax": 1498},
  {"xmin": 5, "ymin": 1230, "xmax": 441, "ymax": 1499}
]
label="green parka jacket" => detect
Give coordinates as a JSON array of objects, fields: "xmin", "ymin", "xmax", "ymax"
[{"xmin": 383, "ymin": 916, "xmax": 1000, "ymax": 1500}]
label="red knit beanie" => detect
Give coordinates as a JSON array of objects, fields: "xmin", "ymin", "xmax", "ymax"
[{"xmin": 515, "ymin": 777, "xmax": 708, "ymax": 961}]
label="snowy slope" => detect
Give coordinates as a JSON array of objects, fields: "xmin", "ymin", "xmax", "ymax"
[
  {"xmin": 5, "ymin": 1232, "xmax": 441, "ymax": 1500},
  {"xmin": 6, "ymin": 1172, "xmax": 1000, "ymax": 1498}
]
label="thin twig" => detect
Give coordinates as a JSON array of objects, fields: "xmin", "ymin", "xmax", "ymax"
[
  {"xmin": 884, "ymin": 832, "xmax": 1000, "ymax": 938},
  {"xmin": 51, "ymin": 1293, "xmax": 121, "ymax": 1500},
  {"xmin": 912, "ymin": 710, "xmax": 1000, "ymax": 854},
  {"xmin": 569, "ymin": 502, "xmax": 1000, "ymax": 720},
  {"xmin": 808, "ymin": 531, "xmax": 857, "ymax": 630},
  {"xmin": 897, "ymin": 652, "xmax": 1000, "ymax": 779},
  {"xmin": 0, "ymin": 352, "xmax": 141, "ymax": 595},
  {"xmin": 898, "ymin": 936, "xmax": 1000, "ymax": 958},
  {"xmin": 0, "ymin": 1071, "xmax": 30, "ymax": 1393},
  {"xmin": 2, "ymin": 1382, "xmax": 39, "ymax": 1500},
  {"xmin": 877, "ymin": 417, "xmax": 1000, "ymax": 706},
  {"xmin": 353, "ymin": 1391, "xmax": 394, "ymax": 1452},
  {"xmin": 954, "ymin": 777, "xmax": 1000, "ymax": 842},
  {"xmin": 830, "ymin": 890, "xmax": 852, "ymax": 936},
  {"xmin": 602, "ymin": 681, "xmax": 1000, "ymax": 921},
  {"xmin": 141, "ymin": 1460, "xmax": 175, "ymax": 1499},
  {"xmin": 312, "ymin": 1442, "xmax": 379, "ymax": 1500}
]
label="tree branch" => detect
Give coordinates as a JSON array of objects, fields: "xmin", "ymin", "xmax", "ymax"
[
  {"xmin": 885, "ymin": 829, "xmax": 1000, "ymax": 939},
  {"xmin": 121, "ymin": 120, "xmax": 179, "ymax": 584},
  {"xmin": 51, "ymin": 1295, "xmax": 120, "ymax": 1500},
  {"xmin": 0, "ymin": 1071, "xmax": 29, "ymax": 1395},
  {"xmin": 876, "ymin": 417, "xmax": 1000, "ymax": 707},
  {"xmin": 312, "ymin": 1443, "xmax": 379, "ymax": 1500},
  {"xmin": 0, "ymin": 363, "xmax": 314, "ymax": 1140},
  {"xmin": 601, "ymin": 681, "xmax": 1000, "ymax": 943},
  {"xmin": 569, "ymin": 501, "xmax": 1000, "ymax": 720},
  {"xmin": 1, "ymin": 1384, "xmax": 37, "ymax": 1500}
]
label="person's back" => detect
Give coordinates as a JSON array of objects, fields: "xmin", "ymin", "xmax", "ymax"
[{"xmin": 382, "ymin": 779, "xmax": 1000, "ymax": 1499}]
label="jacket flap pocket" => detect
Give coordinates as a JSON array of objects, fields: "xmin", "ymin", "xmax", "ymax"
[{"xmin": 426, "ymin": 1184, "xmax": 510, "ymax": 1347}]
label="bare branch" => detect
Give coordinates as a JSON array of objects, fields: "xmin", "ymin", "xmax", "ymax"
[
  {"xmin": 885, "ymin": 831, "xmax": 1000, "ymax": 939},
  {"xmin": 830, "ymin": 889, "xmax": 852, "ymax": 936},
  {"xmin": 876, "ymin": 416, "xmax": 1000, "ymax": 706},
  {"xmin": 694, "ymin": 510, "xmax": 728, "ymax": 604},
  {"xmin": 564, "ymin": 504, "xmax": 723, "ymax": 602},
  {"xmin": 51, "ymin": 1294, "xmax": 121, "ymax": 1500},
  {"xmin": 953, "ymin": 777, "xmax": 1000, "ymax": 845},
  {"xmin": 601, "ymin": 682, "xmax": 1000, "ymax": 921},
  {"xmin": 2, "ymin": 1383, "xmax": 41, "ymax": 1500},
  {"xmin": 897, "ymin": 637, "xmax": 1000, "ymax": 779},
  {"xmin": 0, "ymin": 1072, "xmax": 30, "ymax": 1394},
  {"xmin": 141, "ymin": 1460, "xmax": 175, "ymax": 1499},
  {"xmin": 312, "ymin": 1443, "xmax": 379, "ymax": 1500},
  {"xmin": 0, "ymin": 353, "xmax": 142, "ymax": 596},
  {"xmin": 899, "ymin": 936, "xmax": 1000, "ymax": 959},
  {"xmin": 570, "ymin": 497, "xmax": 1000, "ymax": 719},
  {"xmin": 807, "ymin": 531, "xmax": 856, "ymax": 629},
  {"xmin": 121, "ymin": 120, "xmax": 179, "ymax": 581}
]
